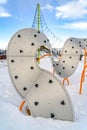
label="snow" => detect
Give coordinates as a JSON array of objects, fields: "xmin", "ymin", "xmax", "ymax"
[{"xmin": 0, "ymin": 59, "xmax": 87, "ymax": 130}]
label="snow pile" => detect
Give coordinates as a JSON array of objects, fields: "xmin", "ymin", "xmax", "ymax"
[{"xmin": 0, "ymin": 59, "xmax": 87, "ymax": 130}]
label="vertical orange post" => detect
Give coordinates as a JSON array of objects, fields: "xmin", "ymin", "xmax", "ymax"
[
  {"xmin": 79, "ymin": 69, "xmax": 85, "ymax": 94},
  {"xmin": 79, "ymin": 48, "xmax": 87, "ymax": 94}
]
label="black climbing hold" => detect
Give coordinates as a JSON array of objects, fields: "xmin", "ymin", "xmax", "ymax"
[
  {"xmin": 44, "ymin": 40, "xmax": 46, "ymax": 43},
  {"xmin": 35, "ymin": 84, "xmax": 39, "ymax": 88},
  {"xmin": 72, "ymin": 66, "xmax": 74, "ymax": 68},
  {"xmin": 61, "ymin": 100, "xmax": 65, "ymax": 105},
  {"xmin": 69, "ymin": 56, "xmax": 72, "ymax": 59},
  {"xmin": 34, "ymin": 102, "xmax": 39, "ymax": 106},
  {"xmin": 31, "ymin": 43, "xmax": 35, "ymax": 46},
  {"xmin": 23, "ymin": 87, "xmax": 27, "ymax": 91},
  {"xmin": 20, "ymin": 50, "xmax": 23, "ymax": 53},
  {"xmin": 79, "ymin": 41, "xmax": 81, "ymax": 44},
  {"xmin": 70, "ymin": 39, "xmax": 72, "ymax": 41},
  {"xmin": 38, "ymin": 31, "xmax": 40, "ymax": 33},
  {"xmin": 72, "ymin": 46, "xmax": 74, "ymax": 49},
  {"xmin": 63, "ymin": 60, "xmax": 65, "ymax": 63},
  {"xmin": 56, "ymin": 63, "xmax": 59, "ymax": 66},
  {"xmin": 11, "ymin": 60, "xmax": 14, "ymax": 63},
  {"xmin": 47, "ymin": 39, "xmax": 49, "ymax": 41},
  {"xmin": 17, "ymin": 34, "xmax": 21, "ymax": 38},
  {"xmin": 59, "ymin": 72, "xmax": 61, "ymax": 75},
  {"xmin": 65, "ymin": 50, "xmax": 67, "ymax": 53},
  {"xmin": 30, "ymin": 66, "xmax": 34, "ymax": 70},
  {"xmin": 84, "ymin": 39, "xmax": 86, "ymax": 41},
  {"xmin": 14, "ymin": 76, "xmax": 18, "ymax": 79},
  {"xmin": 51, "ymin": 113, "xmax": 55, "ymax": 118},
  {"xmin": 75, "ymin": 51, "xmax": 78, "ymax": 53},
  {"xmin": 49, "ymin": 79, "xmax": 53, "ymax": 84},
  {"xmin": 34, "ymin": 34, "xmax": 37, "ymax": 37},
  {"xmin": 79, "ymin": 45, "xmax": 81, "ymax": 47},
  {"xmin": 53, "ymin": 64, "xmax": 55, "ymax": 67},
  {"xmin": 63, "ymin": 67, "xmax": 65, "ymax": 69}
]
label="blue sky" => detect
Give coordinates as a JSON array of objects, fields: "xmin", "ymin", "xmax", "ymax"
[{"xmin": 1, "ymin": 0, "xmax": 87, "ymax": 49}]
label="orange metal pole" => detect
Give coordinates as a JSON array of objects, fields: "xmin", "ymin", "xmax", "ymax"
[
  {"xmin": 40, "ymin": 53, "xmax": 51, "ymax": 60},
  {"xmin": 62, "ymin": 78, "xmax": 70, "ymax": 86},
  {"xmin": 79, "ymin": 70, "xmax": 84, "ymax": 94},
  {"xmin": 79, "ymin": 48, "xmax": 87, "ymax": 94},
  {"xmin": 19, "ymin": 100, "xmax": 25, "ymax": 111}
]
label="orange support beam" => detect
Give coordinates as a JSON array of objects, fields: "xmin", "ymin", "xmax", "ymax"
[
  {"xmin": 19, "ymin": 100, "xmax": 25, "ymax": 111},
  {"xmin": 79, "ymin": 48, "xmax": 87, "ymax": 94},
  {"xmin": 62, "ymin": 78, "xmax": 70, "ymax": 86},
  {"xmin": 40, "ymin": 53, "xmax": 51, "ymax": 60},
  {"xmin": 79, "ymin": 65, "xmax": 87, "ymax": 94},
  {"xmin": 19, "ymin": 100, "xmax": 31, "ymax": 116}
]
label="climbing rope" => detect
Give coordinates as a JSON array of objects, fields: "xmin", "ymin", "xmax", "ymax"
[{"xmin": 32, "ymin": 4, "xmax": 64, "ymax": 48}]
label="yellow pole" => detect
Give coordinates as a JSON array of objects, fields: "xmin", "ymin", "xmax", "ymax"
[{"xmin": 37, "ymin": 3, "xmax": 41, "ymax": 64}]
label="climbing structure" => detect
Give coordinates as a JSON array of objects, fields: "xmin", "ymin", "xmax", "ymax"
[
  {"xmin": 32, "ymin": 3, "xmax": 63, "ymax": 48},
  {"xmin": 52, "ymin": 37, "xmax": 87, "ymax": 93},
  {"xmin": 7, "ymin": 28, "xmax": 75, "ymax": 121},
  {"xmin": 52, "ymin": 38, "xmax": 81, "ymax": 78}
]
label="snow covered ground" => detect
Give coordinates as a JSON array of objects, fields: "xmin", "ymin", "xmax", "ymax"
[{"xmin": 0, "ymin": 58, "xmax": 87, "ymax": 130}]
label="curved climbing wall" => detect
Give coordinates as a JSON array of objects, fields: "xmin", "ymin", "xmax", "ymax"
[
  {"xmin": 7, "ymin": 28, "xmax": 74, "ymax": 121},
  {"xmin": 52, "ymin": 37, "xmax": 82, "ymax": 78}
]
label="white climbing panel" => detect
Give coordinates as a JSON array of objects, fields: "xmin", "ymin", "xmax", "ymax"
[
  {"xmin": 52, "ymin": 37, "xmax": 82, "ymax": 78},
  {"xmin": 7, "ymin": 28, "xmax": 74, "ymax": 121},
  {"xmin": 73, "ymin": 38, "xmax": 87, "ymax": 49}
]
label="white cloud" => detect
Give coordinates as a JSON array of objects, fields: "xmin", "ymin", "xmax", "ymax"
[
  {"xmin": 56, "ymin": 0, "xmax": 87, "ymax": 19},
  {"xmin": 0, "ymin": 0, "xmax": 7, "ymax": 4},
  {"xmin": 0, "ymin": 7, "xmax": 11, "ymax": 17},
  {"xmin": 0, "ymin": 0, "xmax": 11, "ymax": 17},
  {"xmin": 14, "ymin": 17, "xmax": 23, "ymax": 21},
  {"xmin": 57, "ymin": 22, "xmax": 87, "ymax": 30},
  {"xmin": 41, "ymin": 4, "xmax": 54, "ymax": 12},
  {"xmin": 64, "ymin": 22, "xmax": 87, "ymax": 29}
]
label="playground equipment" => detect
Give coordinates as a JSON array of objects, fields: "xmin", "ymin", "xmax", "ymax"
[
  {"xmin": 32, "ymin": 3, "xmax": 87, "ymax": 94},
  {"xmin": 7, "ymin": 28, "xmax": 75, "ymax": 121},
  {"xmin": 52, "ymin": 38, "xmax": 87, "ymax": 93},
  {"xmin": 52, "ymin": 38, "xmax": 81, "ymax": 78},
  {"xmin": 6, "ymin": 3, "xmax": 87, "ymax": 121}
]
